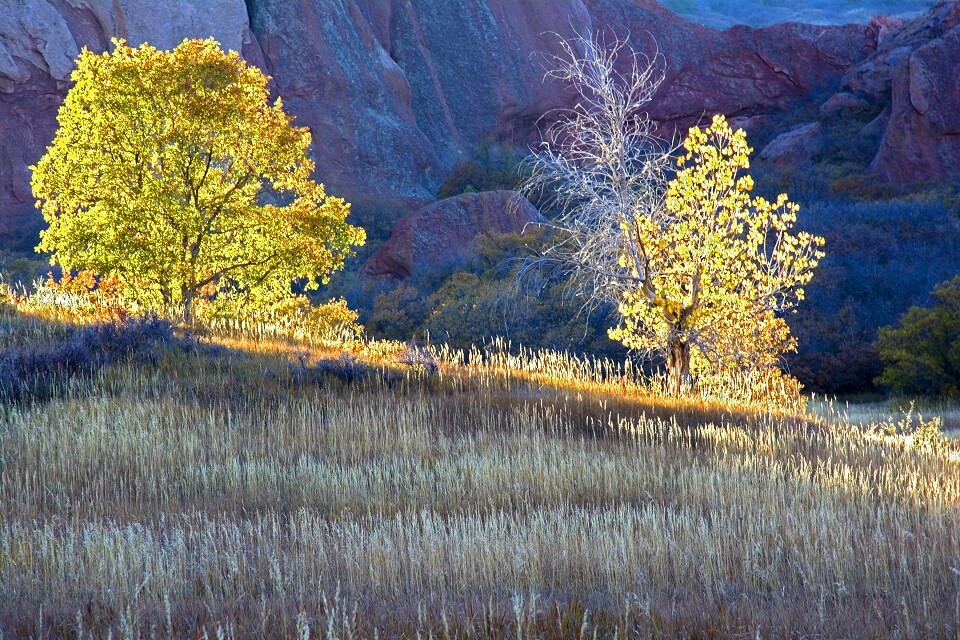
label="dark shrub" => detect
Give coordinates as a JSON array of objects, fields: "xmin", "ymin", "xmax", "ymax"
[
  {"xmin": 301, "ymin": 353, "xmax": 373, "ymax": 383},
  {"xmin": 875, "ymin": 276, "xmax": 960, "ymax": 398},
  {"xmin": 368, "ymin": 284, "xmax": 432, "ymax": 341},
  {"xmin": 397, "ymin": 342, "xmax": 438, "ymax": 375},
  {"xmin": 0, "ymin": 318, "xmax": 177, "ymax": 402},
  {"xmin": 438, "ymin": 161, "xmax": 495, "ymax": 199},
  {"xmin": 437, "ymin": 160, "xmax": 520, "ymax": 200},
  {"xmin": 788, "ymin": 197, "xmax": 960, "ymax": 394}
]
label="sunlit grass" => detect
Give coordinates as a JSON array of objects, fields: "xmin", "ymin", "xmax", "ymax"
[{"xmin": 1, "ymin": 291, "xmax": 958, "ymax": 638}]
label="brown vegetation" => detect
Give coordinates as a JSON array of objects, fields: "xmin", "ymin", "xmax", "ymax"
[{"xmin": 0, "ymin": 302, "xmax": 957, "ymax": 639}]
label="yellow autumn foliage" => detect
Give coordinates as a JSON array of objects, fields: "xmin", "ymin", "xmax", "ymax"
[
  {"xmin": 610, "ymin": 115, "xmax": 825, "ymax": 391},
  {"xmin": 32, "ymin": 38, "xmax": 365, "ymax": 323}
]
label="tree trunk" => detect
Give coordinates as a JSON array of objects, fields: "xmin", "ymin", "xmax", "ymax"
[
  {"xmin": 667, "ymin": 338, "xmax": 691, "ymax": 396},
  {"xmin": 160, "ymin": 286, "xmax": 173, "ymax": 310},
  {"xmin": 181, "ymin": 287, "xmax": 195, "ymax": 326}
]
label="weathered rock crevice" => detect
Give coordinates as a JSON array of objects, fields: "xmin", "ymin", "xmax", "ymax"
[{"xmin": 1, "ymin": 0, "xmax": 957, "ymax": 252}]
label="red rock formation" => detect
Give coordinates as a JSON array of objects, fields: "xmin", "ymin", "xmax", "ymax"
[
  {"xmin": 758, "ymin": 123, "xmax": 822, "ymax": 167},
  {"xmin": 0, "ymin": 71, "xmax": 61, "ymax": 251},
  {"xmin": 840, "ymin": 4, "xmax": 958, "ymax": 101},
  {"xmin": 3, "ymin": 0, "xmax": 944, "ymax": 255},
  {"xmin": 245, "ymin": 0, "xmax": 591, "ymax": 209},
  {"xmin": 870, "ymin": 25, "xmax": 960, "ymax": 183},
  {"xmin": 360, "ymin": 191, "xmax": 541, "ymax": 280},
  {"xmin": 583, "ymin": 0, "xmax": 875, "ymax": 132},
  {"xmin": 863, "ymin": 3, "xmax": 960, "ymax": 182}
]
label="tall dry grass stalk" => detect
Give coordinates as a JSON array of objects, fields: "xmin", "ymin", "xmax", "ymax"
[
  {"xmin": 0, "ymin": 345, "xmax": 958, "ymax": 638},
  {"xmin": 7, "ymin": 277, "xmax": 806, "ymax": 412},
  {"xmin": 2, "ymin": 297, "xmax": 959, "ymax": 637}
]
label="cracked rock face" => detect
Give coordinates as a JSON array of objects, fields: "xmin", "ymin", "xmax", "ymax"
[
  {"xmin": 856, "ymin": 2, "xmax": 960, "ymax": 183},
  {"xmin": 477, "ymin": 0, "xmax": 875, "ymax": 141},
  {"xmin": 870, "ymin": 25, "xmax": 960, "ymax": 182},
  {"xmin": 245, "ymin": 0, "xmax": 590, "ymax": 209},
  {"xmin": 840, "ymin": 2, "xmax": 959, "ymax": 102},
  {"xmin": 0, "ymin": 1, "xmax": 250, "ymax": 84},
  {"xmin": 2, "ymin": 0, "xmax": 954, "ymax": 254}
]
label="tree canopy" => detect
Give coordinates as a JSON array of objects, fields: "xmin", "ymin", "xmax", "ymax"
[
  {"xmin": 521, "ymin": 34, "xmax": 824, "ymax": 394},
  {"xmin": 610, "ymin": 116, "xmax": 825, "ymax": 391},
  {"xmin": 876, "ymin": 276, "xmax": 960, "ymax": 397},
  {"xmin": 32, "ymin": 38, "xmax": 364, "ymax": 322}
]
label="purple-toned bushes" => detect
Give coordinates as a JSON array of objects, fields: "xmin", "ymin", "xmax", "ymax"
[
  {"xmin": 396, "ymin": 342, "xmax": 439, "ymax": 375},
  {"xmin": 0, "ymin": 319, "xmax": 178, "ymax": 402}
]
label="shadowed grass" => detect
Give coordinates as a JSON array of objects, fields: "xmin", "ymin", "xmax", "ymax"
[{"xmin": 0, "ymin": 308, "xmax": 958, "ymax": 638}]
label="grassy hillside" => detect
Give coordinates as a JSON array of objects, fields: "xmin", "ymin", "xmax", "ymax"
[
  {"xmin": 661, "ymin": 0, "xmax": 936, "ymax": 27},
  {"xmin": 1, "ymin": 309, "xmax": 958, "ymax": 639}
]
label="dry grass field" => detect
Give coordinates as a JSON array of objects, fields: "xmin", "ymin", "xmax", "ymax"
[{"xmin": 1, "ymin": 309, "xmax": 958, "ymax": 639}]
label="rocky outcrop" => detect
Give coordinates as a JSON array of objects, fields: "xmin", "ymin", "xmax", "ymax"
[
  {"xmin": 245, "ymin": 0, "xmax": 590, "ymax": 208},
  {"xmin": 869, "ymin": 6, "xmax": 960, "ymax": 182},
  {"xmin": 581, "ymin": 0, "xmax": 875, "ymax": 132},
  {"xmin": 819, "ymin": 92, "xmax": 870, "ymax": 118},
  {"xmin": 840, "ymin": 5, "xmax": 957, "ymax": 101},
  {"xmin": 361, "ymin": 191, "xmax": 541, "ymax": 280},
  {"xmin": 6, "ymin": 0, "xmax": 954, "ymax": 254},
  {"xmin": 759, "ymin": 123, "xmax": 822, "ymax": 167},
  {"xmin": 815, "ymin": 1, "xmax": 960, "ymax": 183}
]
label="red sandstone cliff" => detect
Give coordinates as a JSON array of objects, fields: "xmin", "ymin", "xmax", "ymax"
[{"xmin": 0, "ymin": 0, "xmax": 955, "ymax": 254}]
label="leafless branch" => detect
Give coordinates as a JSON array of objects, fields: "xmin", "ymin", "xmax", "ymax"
[{"xmin": 518, "ymin": 32, "xmax": 675, "ymax": 315}]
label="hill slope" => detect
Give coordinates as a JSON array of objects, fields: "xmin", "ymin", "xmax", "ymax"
[{"xmin": 0, "ymin": 310, "xmax": 957, "ymax": 638}]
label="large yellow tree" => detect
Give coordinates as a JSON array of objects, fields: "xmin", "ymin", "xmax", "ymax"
[
  {"xmin": 32, "ymin": 38, "xmax": 364, "ymax": 322},
  {"xmin": 610, "ymin": 116, "xmax": 825, "ymax": 392}
]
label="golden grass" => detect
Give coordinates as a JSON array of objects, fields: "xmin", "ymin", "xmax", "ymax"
[{"xmin": 1, "ymin": 300, "xmax": 959, "ymax": 638}]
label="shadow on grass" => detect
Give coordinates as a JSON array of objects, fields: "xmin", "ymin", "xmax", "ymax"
[
  {"xmin": 0, "ymin": 308, "xmax": 814, "ymax": 444},
  {"xmin": 0, "ymin": 310, "xmax": 435, "ymax": 411},
  {"xmin": 0, "ymin": 314, "xmax": 200, "ymax": 404}
]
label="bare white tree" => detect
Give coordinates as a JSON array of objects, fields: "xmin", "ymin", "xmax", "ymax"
[
  {"xmin": 520, "ymin": 34, "xmax": 673, "ymax": 314},
  {"xmin": 520, "ymin": 34, "xmax": 823, "ymax": 397}
]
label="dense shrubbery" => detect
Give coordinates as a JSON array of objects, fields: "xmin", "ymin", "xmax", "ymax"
[
  {"xmin": 437, "ymin": 161, "xmax": 499, "ymax": 199},
  {"xmin": 875, "ymin": 277, "xmax": 960, "ymax": 397},
  {"xmin": 787, "ymin": 196, "xmax": 960, "ymax": 393},
  {"xmin": 367, "ymin": 283, "xmax": 433, "ymax": 341},
  {"xmin": 294, "ymin": 352, "xmax": 375, "ymax": 384},
  {"xmin": 14, "ymin": 270, "xmax": 133, "ymax": 323},
  {"xmin": 732, "ymin": 88, "xmax": 960, "ymax": 396},
  {"xmin": 355, "ymin": 189, "xmax": 960, "ymax": 397},
  {"xmin": 8, "ymin": 269, "xmax": 365, "ymax": 349},
  {"xmin": 200, "ymin": 294, "xmax": 364, "ymax": 346},
  {"xmin": 0, "ymin": 252, "xmax": 47, "ymax": 289},
  {"xmin": 437, "ymin": 152, "xmax": 522, "ymax": 200},
  {"xmin": 365, "ymin": 232, "xmax": 627, "ymax": 360},
  {"xmin": 0, "ymin": 319, "xmax": 180, "ymax": 402}
]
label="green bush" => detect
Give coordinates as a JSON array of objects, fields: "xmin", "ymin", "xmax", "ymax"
[
  {"xmin": 437, "ymin": 160, "xmax": 520, "ymax": 199},
  {"xmin": 437, "ymin": 161, "xmax": 495, "ymax": 199},
  {"xmin": 875, "ymin": 276, "xmax": 960, "ymax": 397},
  {"xmin": 367, "ymin": 284, "xmax": 432, "ymax": 341}
]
